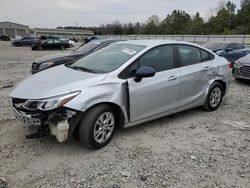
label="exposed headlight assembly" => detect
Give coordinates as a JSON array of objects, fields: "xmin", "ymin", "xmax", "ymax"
[
  {"xmin": 23, "ymin": 91, "xmax": 80, "ymax": 111},
  {"xmin": 39, "ymin": 61, "xmax": 55, "ymax": 70}
]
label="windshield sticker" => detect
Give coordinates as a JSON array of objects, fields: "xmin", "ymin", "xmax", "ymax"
[{"xmin": 122, "ymin": 48, "xmax": 137, "ymax": 55}]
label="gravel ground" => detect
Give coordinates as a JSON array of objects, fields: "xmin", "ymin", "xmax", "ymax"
[{"xmin": 0, "ymin": 41, "xmax": 250, "ymax": 188}]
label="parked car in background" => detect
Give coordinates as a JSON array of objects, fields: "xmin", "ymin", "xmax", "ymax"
[
  {"xmin": 223, "ymin": 48, "xmax": 250, "ymax": 64},
  {"xmin": 0, "ymin": 35, "xmax": 10, "ymax": 41},
  {"xmin": 12, "ymin": 37, "xmax": 40, "ymax": 46},
  {"xmin": 10, "ymin": 40, "xmax": 231, "ymax": 149},
  {"xmin": 31, "ymin": 39, "xmax": 118, "ymax": 74},
  {"xmin": 31, "ymin": 39, "xmax": 69, "ymax": 51},
  {"xmin": 61, "ymin": 38, "xmax": 75, "ymax": 47},
  {"xmin": 232, "ymin": 54, "xmax": 250, "ymax": 81},
  {"xmin": 203, "ymin": 42, "xmax": 246, "ymax": 63},
  {"xmin": 84, "ymin": 36, "xmax": 98, "ymax": 44}
]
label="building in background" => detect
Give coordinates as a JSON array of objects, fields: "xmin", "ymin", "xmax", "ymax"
[
  {"xmin": 34, "ymin": 28, "xmax": 94, "ymax": 41},
  {"xmin": 0, "ymin": 21, "xmax": 29, "ymax": 38}
]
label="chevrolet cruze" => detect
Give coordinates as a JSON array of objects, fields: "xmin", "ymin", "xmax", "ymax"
[{"xmin": 10, "ymin": 40, "xmax": 232, "ymax": 149}]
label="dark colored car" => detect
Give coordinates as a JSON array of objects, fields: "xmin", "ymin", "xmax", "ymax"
[
  {"xmin": 232, "ymin": 54, "xmax": 250, "ymax": 81},
  {"xmin": 84, "ymin": 36, "xmax": 98, "ymax": 44},
  {"xmin": 31, "ymin": 39, "xmax": 69, "ymax": 51},
  {"xmin": 0, "ymin": 35, "xmax": 11, "ymax": 41},
  {"xmin": 203, "ymin": 42, "xmax": 246, "ymax": 63},
  {"xmin": 38, "ymin": 36, "xmax": 60, "ymax": 40},
  {"xmin": 12, "ymin": 37, "xmax": 40, "ymax": 46},
  {"xmin": 31, "ymin": 39, "xmax": 119, "ymax": 74}
]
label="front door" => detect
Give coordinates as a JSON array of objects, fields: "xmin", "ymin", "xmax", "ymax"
[{"xmin": 127, "ymin": 45, "xmax": 180, "ymax": 123}]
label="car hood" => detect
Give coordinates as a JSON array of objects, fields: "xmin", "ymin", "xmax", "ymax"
[
  {"xmin": 10, "ymin": 65, "xmax": 107, "ymax": 100},
  {"xmin": 34, "ymin": 52, "xmax": 81, "ymax": 63},
  {"xmin": 238, "ymin": 54, "xmax": 250, "ymax": 65}
]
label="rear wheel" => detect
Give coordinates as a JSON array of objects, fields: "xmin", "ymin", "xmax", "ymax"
[
  {"xmin": 78, "ymin": 104, "xmax": 116, "ymax": 149},
  {"xmin": 202, "ymin": 82, "xmax": 223, "ymax": 111},
  {"xmin": 38, "ymin": 46, "xmax": 43, "ymax": 51}
]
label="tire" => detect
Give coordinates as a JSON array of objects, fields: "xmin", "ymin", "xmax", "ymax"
[
  {"xmin": 202, "ymin": 82, "xmax": 223, "ymax": 111},
  {"xmin": 15, "ymin": 43, "xmax": 21, "ymax": 47},
  {"xmin": 60, "ymin": 46, "xmax": 65, "ymax": 50},
  {"xmin": 38, "ymin": 46, "xmax": 43, "ymax": 51},
  {"xmin": 78, "ymin": 104, "xmax": 116, "ymax": 149}
]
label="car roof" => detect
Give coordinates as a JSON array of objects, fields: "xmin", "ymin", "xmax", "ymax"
[
  {"xmin": 92, "ymin": 39, "xmax": 120, "ymax": 43},
  {"xmin": 115, "ymin": 39, "xmax": 201, "ymax": 48}
]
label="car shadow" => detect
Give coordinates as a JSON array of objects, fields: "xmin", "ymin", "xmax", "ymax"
[{"xmin": 234, "ymin": 79, "xmax": 250, "ymax": 86}]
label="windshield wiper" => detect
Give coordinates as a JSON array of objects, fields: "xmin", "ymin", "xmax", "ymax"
[{"xmin": 71, "ymin": 66, "xmax": 98, "ymax": 73}]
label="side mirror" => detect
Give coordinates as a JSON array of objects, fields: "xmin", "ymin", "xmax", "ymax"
[
  {"xmin": 226, "ymin": 48, "xmax": 233, "ymax": 52},
  {"xmin": 134, "ymin": 66, "xmax": 156, "ymax": 82}
]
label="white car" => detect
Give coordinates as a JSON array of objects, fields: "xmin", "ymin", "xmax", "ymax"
[{"xmin": 61, "ymin": 38, "xmax": 75, "ymax": 47}]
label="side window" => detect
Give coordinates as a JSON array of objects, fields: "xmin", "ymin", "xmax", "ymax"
[
  {"xmin": 138, "ymin": 45, "xmax": 175, "ymax": 72},
  {"xmin": 201, "ymin": 49, "xmax": 214, "ymax": 61},
  {"xmin": 178, "ymin": 45, "xmax": 202, "ymax": 66},
  {"xmin": 47, "ymin": 40, "xmax": 53, "ymax": 44},
  {"xmin": 54, "ymin": 40, "xmax": 62, "ymax": 44},
  {"xmin": 126, "ymin": 45, "xmax": 175, "ymax": 78}
]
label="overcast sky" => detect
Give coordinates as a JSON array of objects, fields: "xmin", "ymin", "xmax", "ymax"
[{"xmin": 0, "ymin": 0, "xmax": 241, "ymax": 28}]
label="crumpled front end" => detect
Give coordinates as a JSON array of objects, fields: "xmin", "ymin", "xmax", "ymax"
[{"xmin": 11, "ymin": 97, "xmax": 82, "ymax": 142}]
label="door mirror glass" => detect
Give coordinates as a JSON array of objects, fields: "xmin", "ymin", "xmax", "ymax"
[{"xmin": 134, "ymin": 66, "xmax": 156, "ymax": 82}]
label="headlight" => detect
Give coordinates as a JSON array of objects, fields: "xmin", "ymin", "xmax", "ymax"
[
  {"xmin": 39, "ymin": 61, "xmax": 55, "ymax": 70},
  {"xmin": 23, "ymin": 91, "xmax": 80, "ymax": 111},
  {"xmin": 234, "ymin": 61, "xmax": 242, "ymax": 68}
]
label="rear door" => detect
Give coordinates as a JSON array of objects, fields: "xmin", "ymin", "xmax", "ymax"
[
  {"xmin": 176, "ymin": 45, "xmax": 215, "ymax": 109},
  {"xmin": 54, "ymin": 40, "xmax": 63, "ymax": 49},
  {"xmin": 44, "ymin": 39, "xmax": 54, "ymax": 49},
  {"xmin": 126, "ymin": 45, "xmax": 180, "ymax": 122}
]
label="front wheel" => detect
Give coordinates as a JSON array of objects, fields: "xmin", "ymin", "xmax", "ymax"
[
  {"xmin": 78, "ymin": 104, "xmax": 116, "ymax": 149},
  {"xmin": 202, "ymin": 82, "xmax": 223, "ymax": 111},
  {"xmin": 60, "ymin": 46, "xmax": 65, "ymax": 50}
]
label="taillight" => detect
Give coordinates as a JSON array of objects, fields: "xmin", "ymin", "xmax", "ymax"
[{"xmin": 228, "ymin": 62, "xmax": 233, "ymax": 69}]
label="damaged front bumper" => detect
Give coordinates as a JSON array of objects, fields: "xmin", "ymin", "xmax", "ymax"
[{"xmin": 12, "ymin": 98, "xmax": 82, "ymax": 142}]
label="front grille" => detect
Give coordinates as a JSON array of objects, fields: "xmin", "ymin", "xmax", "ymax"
[
  {"xmin": 32, "ymin": 62, "xmax": 39, "ymax": 70},
  {"xmin": 239, "ymin": 65, "xmax": 250, "ymax": 78}
]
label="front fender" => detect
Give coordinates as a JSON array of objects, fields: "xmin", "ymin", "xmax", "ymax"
[{"xmin": 64, "ymin": 80, "xmax": 128, "ymax": 122}]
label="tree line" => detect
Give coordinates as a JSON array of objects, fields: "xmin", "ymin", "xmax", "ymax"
[{"xmin": 57, "ymin": 0, "xmax": 250, "ymax": 35}]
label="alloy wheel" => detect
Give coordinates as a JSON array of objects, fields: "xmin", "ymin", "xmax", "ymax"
[
  {"xmin": 93, "ymin": 112, "xmax": 115, "ymax": 144},
  {"xmin": 209, "ymin": 87, "xmax": 222, "ymax": 108}
]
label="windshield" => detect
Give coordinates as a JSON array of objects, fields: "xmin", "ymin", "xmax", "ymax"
[
  {"xmin": 203, "ymin": 42, "xmax": 227, "ymax": 51},
  {"xmin": 71, "ymin": 44, "xmax": 146, "ymax": 73},
  {"xmin": 74, "ymin": 41, "xmax": 102, "ymax": 54}
]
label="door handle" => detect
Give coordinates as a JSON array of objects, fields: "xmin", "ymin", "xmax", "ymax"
[
  {"xmin": 203, "ymin": 66, "xmax": 211, "ymax": 71},
  {"xmin": 168, "ymin": 76, "xmax": 177, "ymax": 81}
]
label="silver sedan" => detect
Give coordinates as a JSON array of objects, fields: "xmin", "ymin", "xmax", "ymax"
[{"xmin": 10, "ymin": 40, "xmax": 232, "ymax": 149}]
